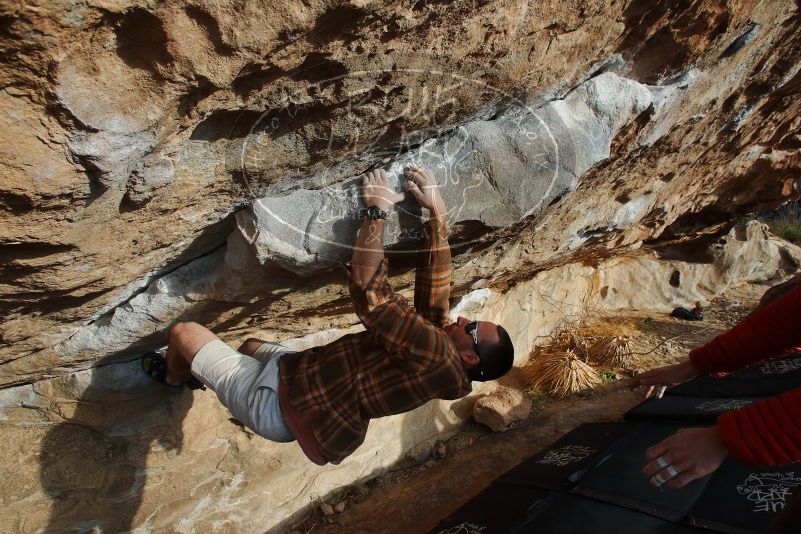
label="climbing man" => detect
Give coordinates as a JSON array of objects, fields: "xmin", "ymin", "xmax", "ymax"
[{"xmin": 143, "ymin": 165, "xmax": 515, "ymax": 464}]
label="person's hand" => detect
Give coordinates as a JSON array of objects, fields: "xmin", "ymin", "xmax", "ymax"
[
  {"xmin": 362, "ymin": 169, "xmax": 404, "ymax": 212},
  {"xmin": 405, "ymin": 165, "xmax": 446, "ymax": 217},
  {"xmin": 643, "ymin": 426, "xmax": 728, "ymax": 489},
  {"xmin": 636, "ymin": 359, "xmax": 699, "ymax": 399}
]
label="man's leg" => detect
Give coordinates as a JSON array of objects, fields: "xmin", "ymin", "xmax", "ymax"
[{"xmin": 164, "ymin": 322, "xmax": 218, "ymax": 385}]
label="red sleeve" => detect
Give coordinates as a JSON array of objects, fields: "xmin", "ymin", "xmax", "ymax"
[
  {"xmin": 689, "ymin": 284, "xmax": 801, "ymax": 375},
  {"xmin": 717, "ymin": 387, "xmax": 801, "ymax": 465}
]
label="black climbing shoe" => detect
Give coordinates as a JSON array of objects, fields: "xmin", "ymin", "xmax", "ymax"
[{"xmin": 141, "ymin": 351, "xmax": 206, "ymax": 391}]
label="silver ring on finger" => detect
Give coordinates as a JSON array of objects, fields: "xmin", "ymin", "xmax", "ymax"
[
  {"xmin": 666, "ymin": 465, "xmax": 679, "ymax": 478},
  {"xmin": 656, "ymin": 456, "xmax": 669, "ymax": 469}
]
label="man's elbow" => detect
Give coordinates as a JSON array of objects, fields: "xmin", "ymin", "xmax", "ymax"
[
  {"xmin": 350, "ymin": 265, "xmax": 376, "ymax": 290},
  {"xmin": 349, "ymin": 271, "xmax": 368, "ymax": 291}
]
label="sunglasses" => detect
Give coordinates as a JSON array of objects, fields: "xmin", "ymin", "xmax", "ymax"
[{"xmin": 465, "ymin": 321, "xmax": 485, "ymax": 380}]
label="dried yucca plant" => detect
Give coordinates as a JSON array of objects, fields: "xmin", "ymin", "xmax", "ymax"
[
  {"xmin": 588, "ymin": 336, "xmax": 633, "ymax": 367},
  {"xmin": 538, "ymin": 330, "xmax": 591, "ymax": 360},
  {"xmin": 553, "ymin": 330, "xmax": 590, "ymax": 354},
  {"xmin": 520, "ymin": 350, "xmax": 602, "ymax": 398}
]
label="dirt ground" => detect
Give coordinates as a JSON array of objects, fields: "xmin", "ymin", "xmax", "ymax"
[{"xmin": 286, "ymin": 282, "xmax": 771, "ymax": 534}]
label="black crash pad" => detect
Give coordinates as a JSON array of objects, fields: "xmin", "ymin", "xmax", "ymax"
[
  {"xmin": 496, "ymin": 423, "xmax": 634, "ymax": 490},
  {"xmin": 432, "ymin": 484, "xmax": 551, "ymax": 534},
  {"xmin": 572, "ymin": 423, "xmax": 712, "ymax": 522},
  {"xmin": 669, "ymin": 354, "xmax": 801, "ymax": 398},
  {"xmin": 689, "ymin": 458, "xmax": 801, "ymax": 534},
  {"xmin": 625, "ymin": 395, "xmax": 760, "ymax": 424},
  {"xmin": 517, "ymin": 494, "xmax": 708, "ymax": 534}
]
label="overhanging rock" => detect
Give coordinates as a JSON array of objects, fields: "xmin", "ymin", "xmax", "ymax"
[
  {"xmin": 237, "ymin": 72, "xmax": 656, "ymax": 275},
  {"xmin": 52, "ymin": 71, "xmax": 685, "ymax": 360}
]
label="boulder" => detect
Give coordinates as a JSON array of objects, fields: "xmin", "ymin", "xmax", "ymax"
[
  {"xmin": 474, "ymin": 387, "xmax": 533, "ymax": 432},
  {"xmin": 2, "ymin": 0, "xmax": 801, "ymax": 531}
]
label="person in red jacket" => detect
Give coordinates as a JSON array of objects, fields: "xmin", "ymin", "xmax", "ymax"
[{"xmin": 636, "ymin": 279, "xmax": 801, "ymax": 492}]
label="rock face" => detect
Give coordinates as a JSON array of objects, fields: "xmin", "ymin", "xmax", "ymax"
[
  {"xmin": 2, "ymin": 0, "xmax": 801, "ymax": 532},
  {"xmin": 50, "ymin": 71, "xmax": 662, "ymax": 360},
  {"xmin": 3, "ymin": 0, "xmax": 801, "ymax": 385}
]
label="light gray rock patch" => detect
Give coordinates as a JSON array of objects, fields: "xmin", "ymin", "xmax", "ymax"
[{"xmin": 239, "ymin": 72, "xmax": 655, "ymax": 274}]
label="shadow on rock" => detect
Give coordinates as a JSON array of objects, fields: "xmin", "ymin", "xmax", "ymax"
[{"xmin": 38, "ymin": 354, "xmax": 193, "ymax": 532}]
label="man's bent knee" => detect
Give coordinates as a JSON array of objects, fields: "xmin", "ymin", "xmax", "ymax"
[
  {"xmin": 170, "ymin": 322, "xmax": 187, "ymax": 340},
  {"xmin": 170, "ymin": 322, "xmax": 219, "ymax": 361}
]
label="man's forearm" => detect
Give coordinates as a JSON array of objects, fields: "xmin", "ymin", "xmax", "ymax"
[
  {"xmin": 428, "ymin": 197, "xmax": 447, "ymax": 222},
  {"xmin": 351, "ymin": 218, "xmax": 386, "ymax": 287}
]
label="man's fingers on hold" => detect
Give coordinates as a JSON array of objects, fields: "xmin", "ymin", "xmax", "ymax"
[{"xmin": 407, "ymin": 170, "xmax": 425, "ymax": 185}]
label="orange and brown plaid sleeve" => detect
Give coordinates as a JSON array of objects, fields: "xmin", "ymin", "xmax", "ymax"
[
  {"xmin": 414, "ymin": 218, "xmax": 451, "ymax": 327},
  {"xmin": 346, "ymin": 256, "xmax": 455, "ymax": 373},
  {"xmin": 347, "ymin": 257, "xmax": 395, "ymax": 319}
]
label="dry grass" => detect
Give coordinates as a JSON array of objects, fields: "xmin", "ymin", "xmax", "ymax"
[
  {"xmin": 520, "ymin": 350, "xmax": 602, "ymax": 398},
  {"xmin": 537, "ymin": 330, "xmax": 590, "ymax": 358},
  {"xmin": 518, "ymin": 291, "xmax": 672, "ymax": 398},
  {"xmin": 587, "ymin": 336, "xmax": 634, "ymax": 367}
]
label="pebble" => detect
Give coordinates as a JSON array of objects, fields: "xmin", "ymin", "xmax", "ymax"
[{"xmin": 334, "ymin": 502, "xmax": 346, "ymax": 513}]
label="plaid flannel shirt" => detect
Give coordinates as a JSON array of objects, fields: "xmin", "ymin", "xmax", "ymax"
[{"xmin": 278, "ymin": 219, "xmax": 471, "ymax": 464}]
